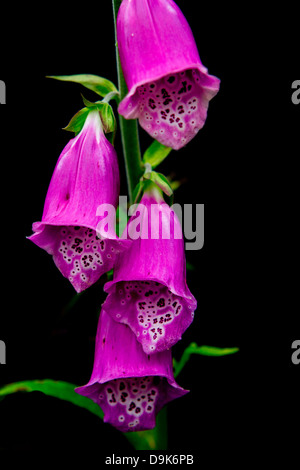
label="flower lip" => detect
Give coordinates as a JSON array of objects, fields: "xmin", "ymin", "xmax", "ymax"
[
  {"xmin": 118, "ymin": 63, "xmax": 220, "ymax": 119},
  {"xmin": 104, "ymin": 273, "xmax": 196, "ymax": 303},
  {"xmin": 29, "ymin": 225, "xmax": 127, "ymax": 293},
  {"xmin": 76, "ymin": 375, "xmax": 188, "ymax": 432},
  {"xmin": 103, "ymin": 278, "xmax": 196, "ymax": 354}
]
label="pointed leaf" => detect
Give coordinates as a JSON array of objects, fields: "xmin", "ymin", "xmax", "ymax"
[
  {"xmin": 173, "ymin": 343, "xmax": 239, "ymax": 378},
  {"xmin": 0, "ymin": 379, "xmax": 103, "ymax": 418},
  {"xmin": 47, "ymin": 74, "xmax": 118, "ymax": 98},
  {"xmin": 143, "ymin": 140, "xmax": 172, "ymax": 169}
]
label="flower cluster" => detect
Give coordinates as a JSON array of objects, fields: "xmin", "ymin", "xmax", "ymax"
[{"xmin": 29, "ymin": 0, "xmax": 219, "ymax": 432}]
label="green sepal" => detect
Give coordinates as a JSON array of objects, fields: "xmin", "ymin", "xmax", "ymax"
[
  {"xmin": 63, "ymin": 97, "xmax": 116, "ymax": 138},
  {"xmin": 143, "ymin": 140, "xmax": 172, "ymax": 169},
  {"xmin": 99, "ymin": 101, "xmax": 117, "ymax": 135},
  {"xmin": 63, "ymin": 107, "xmax": 90, "ymax": 135},
  {"xmin": 47, "ymin": 74, "xmax": 119, "ymax": 100},
  {"xmin": 81, "ymin": 95, "xmax": 116, "ymax": 134},
  {"xmin": 143, "ymin": 171, "xmax": 173, "ymax": 197}
]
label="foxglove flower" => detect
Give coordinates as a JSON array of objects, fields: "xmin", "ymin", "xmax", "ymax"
[
  {"xmin": 29, "ymin": 110, "xmax": 124, "ymax": 293},
  {"xmin": 75, "ymin": 309, "xmax": 188, "ymax": 432},
  {"xmin": 117, "ymin": 0, "xmax": 220, "ymax": 149},
  {"xmin": 102, "ymin": 184, "xmax": 197, "ymax": 354}
]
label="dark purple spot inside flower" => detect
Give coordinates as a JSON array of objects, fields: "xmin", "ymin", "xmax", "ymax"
[
  {"xmin": 145, "ymin": 290, "xmax": 153, "ymax": 297},
  {"xmin": 109, "ymin": 393, "xmax": 116, "ymax": 403},
  {"xmin": 161, "ymin": 88, "xmax": 170, "ymax": 99},
  {"xmin": 157, "ymin": 298, "xmax": 165, "ymax": 308},
  {"xmin": 178, "ymin": 81, "xmax": 187, "ymax": 94},
  {"xmin": 148, "ymin": 98, "xmax": 156, "ymax": 109}
]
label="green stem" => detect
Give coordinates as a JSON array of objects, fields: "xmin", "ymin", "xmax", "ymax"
[
  {"xmin": 112, "ymin": 0, "xmax": 143, "ymax": 204},
  {"xmin": 111, "ymin": 1, "xmax": 168, "ymax": 450}
]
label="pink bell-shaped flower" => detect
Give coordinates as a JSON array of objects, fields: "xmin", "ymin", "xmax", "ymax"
[
  {"xmin": 29, "ymin": 110, "xmax": 125, "ymax": 293},
  {"xmin": 117, "ymin": 0, "xmax": 220, "ymax": 149},
  {"xmin": 75, "ymin": 309, "xmax": 188, "ymax": 432},
  {"xmin": 102, "ymin": 183, "xmax": 197, "ymax": 354}
]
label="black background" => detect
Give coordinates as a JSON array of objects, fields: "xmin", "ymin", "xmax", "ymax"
[{"xmin": 0, "ymin": 0, "xmax": 299, "ymax": 463}]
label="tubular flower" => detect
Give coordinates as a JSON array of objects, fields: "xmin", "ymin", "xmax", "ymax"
[
  {"xmin": 102, "ymin": 184, "xmax": 197, "ymax": 355},
  {"xmin": 75, "ymin": 309, "xmax": 188, "ymax": 432},
  {"xmin": 117, "ymin": 0, "xmax": 220, "ymax": 149},
  {"xmin": 29, "ymin": 110, "xmax": 124, "ymax": 293}
]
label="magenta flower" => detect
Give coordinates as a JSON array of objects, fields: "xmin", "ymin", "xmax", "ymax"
[
  {"xmin": 29, "ymin": 110, "xmax": 124, "ymax": 293},
  {"xmin": 76, "ymin": 309, "xmax": 188, "ymax": 432},
  {"xmin": 102, "ymin": 184, "xmax": 197, "ymax": 354},
  {"xmin": 117, "ymin": 0, "xmax": 220, "ymax": 149}
]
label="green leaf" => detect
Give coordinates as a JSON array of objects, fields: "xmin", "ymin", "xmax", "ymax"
[
  {"xmin": 47, "ymin": 74, "xmax": 118, "ymax": 99},
  {"xmin": 0, "ymin": 379, "xmax": 167, "ymax": 450},
  {"xmin": 173, "ymin": 343, "xmax": 239, "ymax": 378},
  {"xmin": 144, "ymin": 171, "xmax": 173, "ymax": 197},
  {"xmin": 143, "ymin": 140, "xmax": 172, "ymax": 169},
  {"xmin": 0, "ymin": 379, "xmax": 103, "ymax": 419}
]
